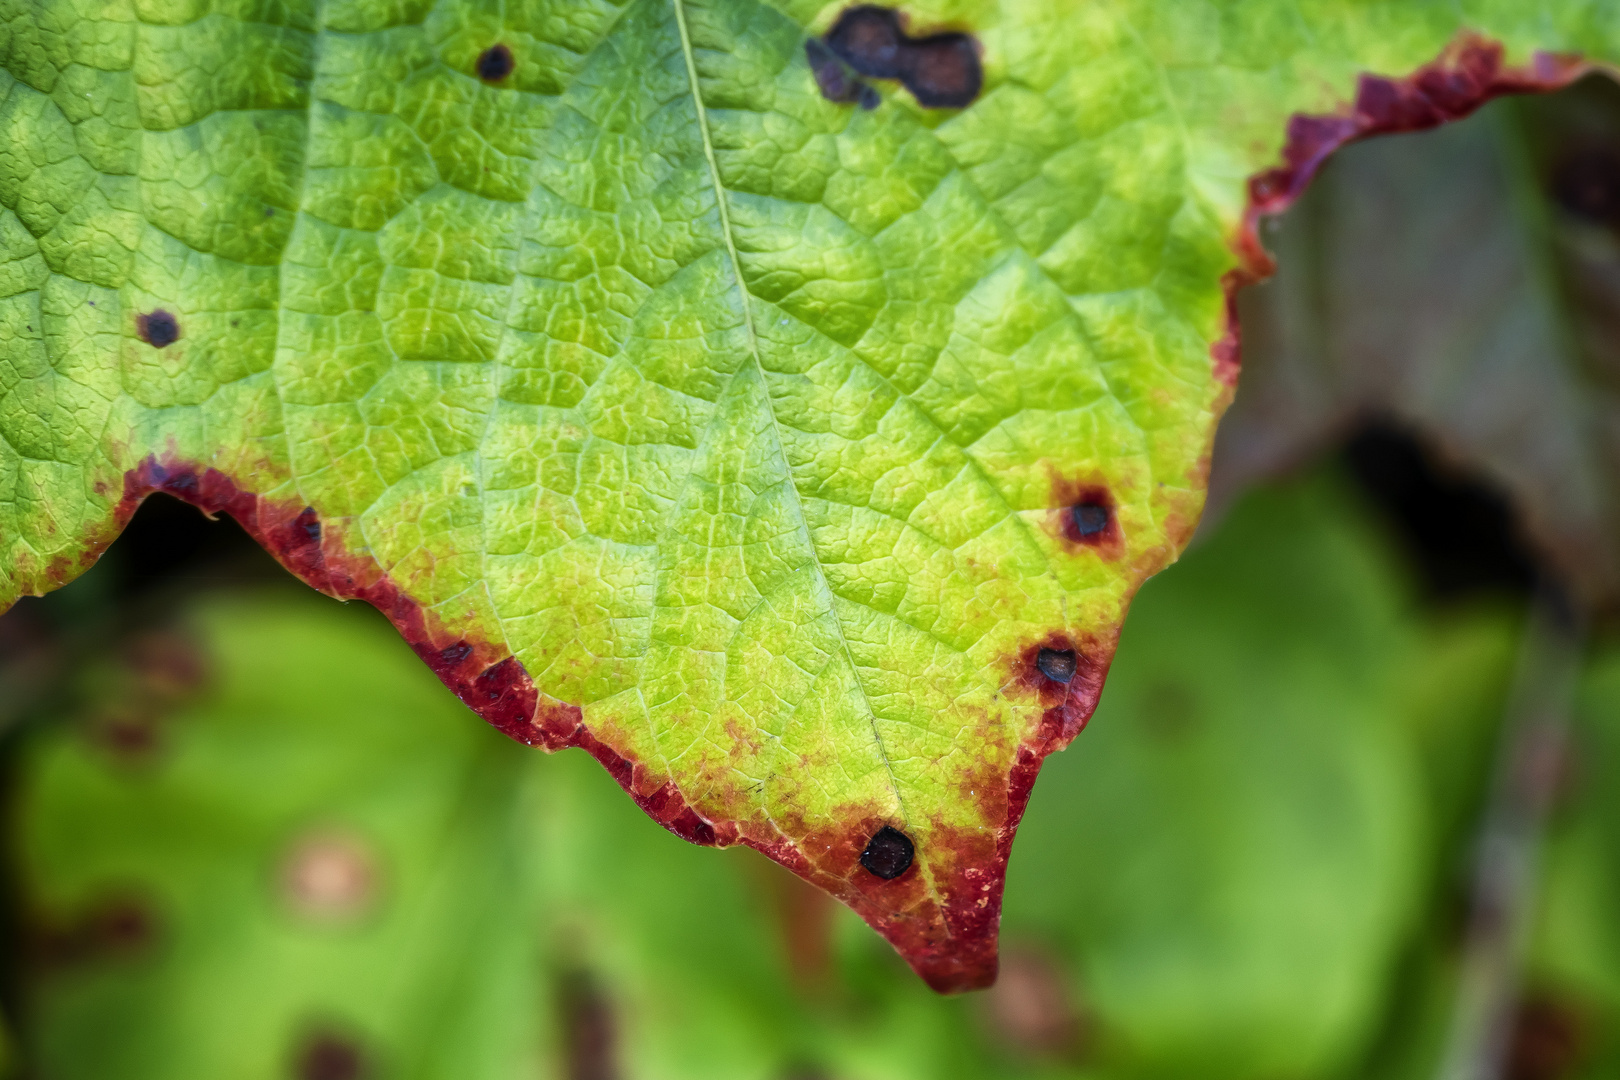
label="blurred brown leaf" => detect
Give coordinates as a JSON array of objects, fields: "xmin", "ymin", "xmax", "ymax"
[{"xmin": 1214, "ymin": 74, "xmax": 1620, "ymax": 609}]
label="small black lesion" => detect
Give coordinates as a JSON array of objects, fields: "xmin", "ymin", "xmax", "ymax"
[
  {"xmin": 296, "ymin": 506, "xmax": 321, "ymax": 544},
  {"xmin": 813, "ymin": 5, "xmax": 983, "ymax": 110},
  {"xmin": 136, "ymin": 309, "xmax": 180, "ymax": 349},
  {"xmin": 1036, "ymin": 647, "xmax": 1076, "ymax": 684},
  {"xmin": 805, "ymin": 39, "xmax": 880, "ymax": 109},
  {"xmin": 898, "ymin": 33, "xmax": 981, "ymax": 109},
  {"xmin": 477, "ymin": 43, "xmax": 514, "ymax": 84},
  {"xmin": 859, "ymin": 824, "xmax": 915, "ymax": 880},
  {"xmin": 1071, "ymin": 501, "xmax": 1110, "ymax": 538},
  {"xmin": 438, "ymin": 642, "xmax": 473, "ymax": 665}
]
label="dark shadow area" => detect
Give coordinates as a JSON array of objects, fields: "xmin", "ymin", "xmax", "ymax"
[
  {"xmin": 14, "ymin": 494, "xmax": 275, "ymax": 630},
  {"xmin": 1342, "ymin": 421, "xmax": 1539, "ymax": 602}
]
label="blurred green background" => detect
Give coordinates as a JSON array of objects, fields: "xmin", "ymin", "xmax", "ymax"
[{"xmin": 6, "ymin": 76, "xmax": 1620, "ymax": 1080}]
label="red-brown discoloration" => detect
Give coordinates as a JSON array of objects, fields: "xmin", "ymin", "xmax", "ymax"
[
  {"xmin": 1012, "ymin": 631, "xmax": 1114, "ymax": 753},
  {"xmin": 1046, "ymin": 472, "xmax": 1124, "ymax": 560},
  {"xmin": 1218, "ymin": 36, "xmax": 1592, "ymax": 385}
]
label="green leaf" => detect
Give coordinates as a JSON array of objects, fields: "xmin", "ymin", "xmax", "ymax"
[{"xmin": 3, "ymin": 0, "xmax": 1618, "ymax": 984}]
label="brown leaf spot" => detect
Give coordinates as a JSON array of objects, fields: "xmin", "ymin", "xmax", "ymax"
[
  {"xmin": 1047, "ymin": 474, "xmax": 1124, "ymax": 559},
  {"xmin": 898, "ymin": 33, "xmax": 981, "ymax": 108},
  {"xmin": 280, "ymin": 831, "xmax": 378, "ymax": 923},
  {"xmin": 822, "ymin": 5, "xmax": 982, "ymax": 109},
  {"xmin": 805, "ymin": 39, "xmax": 880, "ymax": 109},
  {"xmin": 477, "ymin": 43, "xmax": 514, "ymax": 83},
  {"xmin": 825, "ymin": 6, "xmax": 906, "ymax": 78},
  {"xmin": 296, "ymin": 1031, "xmax": 367, "ymax": 1080},
  {"xmin": 85, "ymin": 629, "xmax": 209, "ymax": 765},
  {"xmin": 1506, "ymin": 994, "xmax": 1588, "ymax": 1080},
  {"xmin": 558, "ymin": 969, "xmax": 619, "ymax": 1080},
  {"xmin": 37, "ymin": 893, "xmax": 159, "ymax": 968},
  {"xmin": 1035, "ymin": 647, "xmax": 1076, "ymax": 684},
  {"xmin": 136, "ymin": 309, "xmax": 180, "ymax": 349},
  {"xmin": 859, "ymin": 824, "xmax": 914, "ymax": 880}
]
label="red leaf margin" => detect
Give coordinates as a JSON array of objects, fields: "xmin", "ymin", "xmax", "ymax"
[{"xmin": 1211, "ymin": 34, "xmax": 1594, "ymax": 387}]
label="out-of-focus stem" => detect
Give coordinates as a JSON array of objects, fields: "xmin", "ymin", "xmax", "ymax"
[{"xmin": 1435, "ymin": 586, "xmax": 1585, "ymax": 1080}]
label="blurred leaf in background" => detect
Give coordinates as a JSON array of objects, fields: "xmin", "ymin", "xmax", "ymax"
[{"xmin": 1213, "ymin": 74, "xmax": 1620, "ymax": 611}]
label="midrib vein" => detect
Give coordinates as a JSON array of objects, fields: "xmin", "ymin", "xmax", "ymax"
[
  {"xmin": 671, "ymin": 0, "xmax": 760, "ymax": 356},
  {"xmin": 669, "ymin": 0, "xmax": 911, "ymax": 829}
]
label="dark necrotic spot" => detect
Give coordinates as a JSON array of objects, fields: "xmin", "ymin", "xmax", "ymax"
[
  {"xmin": 1036, "ymin": 647, "xmax": 1076, "ymax": 684},
  {"xmin": 806, "ymin": 39, "xmax": 880, "ymax": 109},
  {"xmin": 439, "ymin": 641, "xmax": 473, "ymax": 665},
  {"xmin": 825, "ymin": 5, "xmax": 906, "ymax": 78},
  {"xmin": 477, "ymin": 43, "xmax": 514, "ymax": 83},
  {"xmin": 897, "ymin": 33, "xmax": 980, "ymax": 109},
  {"xmin": 297, "ymin": 1032, "xmax": 366, "ymax": 1080},
  {"xmin": 822, "ymin": 5, "xmax": 982, "ymax": 109},
  {"xmin": 1071, "ymin": 501, "xmax": 1109, "ymax": 537},
  {"xmin": 136, "ymin": 309, "xmax": 180, "ymax": 349},
  {"xmin": 297, "ymin": 507, "xmax": 321, "ymax": 544},
  {"xmin": 1551, "ymin": 148, "xmax": 1620, "ymax": 225},
  {"xmin": 859, "ymin": 824, "xmax": 914, "ymax": 880}
]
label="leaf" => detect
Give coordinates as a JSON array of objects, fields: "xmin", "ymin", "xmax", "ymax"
[
  {"xmin": 1215, "ymin": 73, "xmax": 1620, "ymax": 609},
  {"xmin": 13, "ymin": 472, "xmax": 1509, "ymax": 1079},
  {"xmin": 1, "ymin": 1, "xmax": 1615, "ymax": 985}
]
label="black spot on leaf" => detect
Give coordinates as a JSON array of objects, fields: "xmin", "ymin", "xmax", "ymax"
[
  {"xmin": 296, "ymin": 1032, "xmax": 366, "ymax": 1080},
  {"xmin": 826, "ymin": 6, "xmax": 906, "ymax": 79},
  {"xmin": 1071, "ymin": 501, "xmax": 1109, "ymax": 537},
  {"xmin": 805, "ymin": 39, "xmax": 880, "ymax": 109},
  {"xmin": 477, "ymin": 43, "xmax": 514, "ymax": 83},
  {"xmin": 439, "ymin": 642, "xmax": 473, "ymax": 665},
  {"xmin": 860, "ymin": 824, "xmax": 914, "ymax": 879},
  {"xmin": 898, "ymin": 33, "xmax": 981, "ymax": 108},
  {"xmin": 1036, "ymin": 647, "xmax": 1076, "ymax": 684},
  {"xmin": 297, "ymin": 507, "xmax": 321, "ymax": 544},
  {"xmin": 820, "ymin": 5, "xmax": 982, "ymax": 109},
  {"xmin": 136, "ymin": 309, "xmax": 180, "ymax": 349}
]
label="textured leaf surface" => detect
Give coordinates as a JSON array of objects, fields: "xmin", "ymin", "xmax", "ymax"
[
  {"xmin": 2, "ymin": 0, "xmax": 1618, "ymax": 985},
  {"xmin": 15, "ymin": 475, "xmax": 1483, "ymax": 1079}
]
